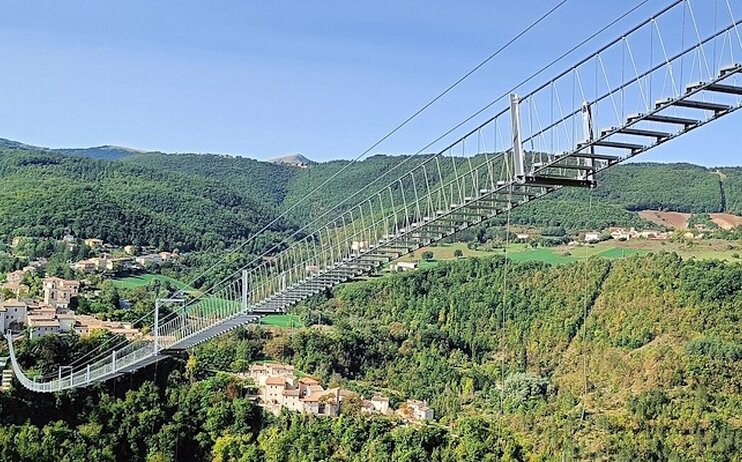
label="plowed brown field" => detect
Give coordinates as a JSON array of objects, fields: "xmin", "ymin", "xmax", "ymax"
[
  {"xmin": 709, "ymin": 213, "xmax": 742, "ymax": 230},
  {"xmin": 639, "ymin": 210, "xmax": 691, "ymax": 229}
]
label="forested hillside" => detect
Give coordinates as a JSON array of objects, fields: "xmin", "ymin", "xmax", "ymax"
[
  {"xmin": 0, "ymin": 149, "xmax": 291, "ymax": 251},
  {"xmin": 554, "ymin": 162, "xmax": 726, "ymax": 212},
  {"xmin": 122, "ymin": 152, "xmax": 299, "ymax": 208},
  {"xmin": 1, "ymin": 142, "xmax": 740, "ymax": 252},
  {"xmin": 722, "ymin": 167, "xmax": 742, "ymax": 214},
  {"xmin": 1, "ymin": 253, "xmax": 739, "ymax": 461},
  {"xmin": 0, "ymin": 138, "xmax": 139, "ymax": 161}
]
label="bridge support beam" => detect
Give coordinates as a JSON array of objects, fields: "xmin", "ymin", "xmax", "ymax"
[
  {"xmin": 242, "ymin": 270, "xmax": 249, "ymax": 311},
  {"xmin": 581, "ymin": 102, "xmax": 596, "ymax": 184},
  {"xmin": 154, "ymin": 300, "xmax": 160, "ymax": 355},
  {"xmin": 510, "ymin": 94, "xmax": 525, "ymax": 182}
]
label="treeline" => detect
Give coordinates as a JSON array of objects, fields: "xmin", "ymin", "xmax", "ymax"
[
  {"xmin": 122, "ymin": 152, "xmax": 299, "ymax": 208},
  {"xmin": 555, "ymin": 162, "xmax": 725, "ymax": 212},
  {"xmin": 185, "ymin": 253, "xmax": 742, "ymax": 460},
  {"xmin": 283, "ymin": 159, "xmax": 740, "ymax": 229},
  {"xmin": 1, "ymin": 342, "xmax": 525, "ymax": 462},
  {"xmin": 722, "ymin": 167, "xmax": 742, "ymax": 214}
]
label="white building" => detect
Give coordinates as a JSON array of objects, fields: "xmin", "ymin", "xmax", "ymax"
[
  {"xmin": 584, "ymin": 232, "xmax": 602, "ymax": 243},
  {"xmin": 370, "ymin": 396, "xmax": 390, "ymax": 414},
  {"xmin": 248, "ymin": 363, "xmax": 295, "ymax": 387},
  {"xmin": 27, "ymin": 317, "xmax": 61, "ymax": 339},
  {"xmin": 397, "ymin": 399, "xmax": 434, "ymax": 422},
  {"xmin": 135, "ymin": 254, "xmax": 162, "ymax": 267},
  {"xmin": 390, "ymin": 261, "xmax": 418, "ymax": 272},
  {"xmin": 0, "ymin": 300, "xmax": 28, "ymax": 331}
]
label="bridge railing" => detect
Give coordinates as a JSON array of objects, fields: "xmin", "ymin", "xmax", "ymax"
[{"xmin": 517, "ymin": 0, "xmax": 742, "ymax": 172}]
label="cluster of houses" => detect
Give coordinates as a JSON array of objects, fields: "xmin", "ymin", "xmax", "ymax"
[
  {"xmin": 71, "ymin": 251, "xmax": 177, "ymax": 274},
  {"xmin": 1, "ymin": 258, "xmax": 46, "ymax": 295},
  {"xmin": 581, "ymin": 227, "xmax": 670, "ymax": 244},
  {"xmin": 247, "ymin": 363, "xmax": 434, "ymax": 422},
  {"xmin": 71, "ymin": 239, "xmax": 178, "ymax": 275},
  {"xmin": 7, "ymin": 236, "xmax": 179, "ymax": 279},
  {"xmin": 0, "ymin": 276, "xmax": 138, "ymax": 340},
  {"xmin": 605, "ymin": 227, "xmax": 670, "ymax": 241},
  {"xmin": 0, "ymin": 236, "xmax": 184, "ymax": 341}
]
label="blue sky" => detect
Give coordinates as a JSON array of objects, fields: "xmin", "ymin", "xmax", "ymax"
[{"xmin": 0, "ymin": 0, "xmax": 740, "ymax": 166}]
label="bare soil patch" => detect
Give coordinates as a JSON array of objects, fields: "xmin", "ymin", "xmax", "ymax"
[
  {"xmin": 639, "ymin": 210, "xmax": 691, "ymax": 229},
  {"xmin": 709, "ymin": 213, "xmax": 742, "ymax": 230}
]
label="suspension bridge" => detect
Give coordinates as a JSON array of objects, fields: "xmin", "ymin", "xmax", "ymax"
[{"xmin": 6, "ymin": 0, "xmax": 742, "ymax": 392}]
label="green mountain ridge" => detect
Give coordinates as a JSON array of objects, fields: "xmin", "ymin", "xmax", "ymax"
[
  {"xmin": 0, "ymin": 138, "xmax": 143, "ymax": 161},
  {"xmin": 0, "ymin": 148, "xmax": 291, "ymax": 251},
  {"xmin": 1, "ymin": 142, "xmax": 741, "ymax": 252}
]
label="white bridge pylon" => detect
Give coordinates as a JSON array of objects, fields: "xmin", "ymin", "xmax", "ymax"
[{"xmin": 8, "ymin": 0, "xmax": 742, "ymax": 392}]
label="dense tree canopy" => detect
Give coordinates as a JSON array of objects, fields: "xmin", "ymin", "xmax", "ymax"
[
  {"xmin": 0, "ymin": 149, "xmax": 292, "ymax": 251},
  {"xmin": 1, "ymin": 253, "xmax": 740, "ymax": 460}
]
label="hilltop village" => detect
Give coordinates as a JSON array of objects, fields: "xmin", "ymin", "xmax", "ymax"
[
  {"xmin": 247, "ymin": 363, "xmax": 433, "ymax": 422},
  {"xmin": 0, "ymin": 235, "xmax": 178, "ymax": 340}
]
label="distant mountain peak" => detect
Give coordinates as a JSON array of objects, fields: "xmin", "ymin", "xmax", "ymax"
[
  {"xmin": 269, "ymin": 153, "xmax": 315, "ymax": 167},
  {"xmin": 56, "ymin": 145, "xmax": 144, "ymax": 160},
  {"xmin": 0, "ymin": 137, "xmax": 141, "ymax": 161},
  {"xmin": 0, "ymin": 137, "xmax": 37, "ymax": 150}
]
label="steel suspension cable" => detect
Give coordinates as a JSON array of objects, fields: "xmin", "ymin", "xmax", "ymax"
[
  {"xmin": 176, "ymin": 0, "xmax": 571, "ymax": 293},
  {"xmin": 201, "ymin": 0, "xmax": 658, "ymax": 300},
  {"xmin": 580, "ymin": 189, "xmax": 594, "ymax": 422},
  {"xmin": 28, "ymin": 0, "xmax": 667, "ymax": 384}
]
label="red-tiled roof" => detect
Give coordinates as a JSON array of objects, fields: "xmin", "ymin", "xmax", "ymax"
[{"xmin": 265, "ymin": 376, "xmax": 286, "ymax": 386}]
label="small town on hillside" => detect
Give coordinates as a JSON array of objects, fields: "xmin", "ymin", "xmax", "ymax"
[
  {"xmin": 1, "ymin": 234, "xmax": 178, "ymax": 340},
  {"xmin": 246, "ymin": 362, "xmax": 434, "ymax": 422}
]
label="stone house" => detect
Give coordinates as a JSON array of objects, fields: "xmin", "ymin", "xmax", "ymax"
[
  {"xmin": 42, "ymin": 277, "xmax": 80, "ymax": 309},
  {"xmin": 396, "ymin": 399, "xmax": 434, "ymax": 421}
]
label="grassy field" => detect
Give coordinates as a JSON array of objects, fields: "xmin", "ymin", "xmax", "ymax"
[
  {"xmin": 398, "ymin": 242, "xmax": 497, "ymax": 262},
  {"xmin": 394, "ymin": 239, "xmax": 740, "ymax": 267},
  {"xmin": 260, "ymin": 314, "xmax": 303, "ymax": 328},
  {"xmin": 112, "ymin": 273, "xmax": 193, "ymax": 291}
]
